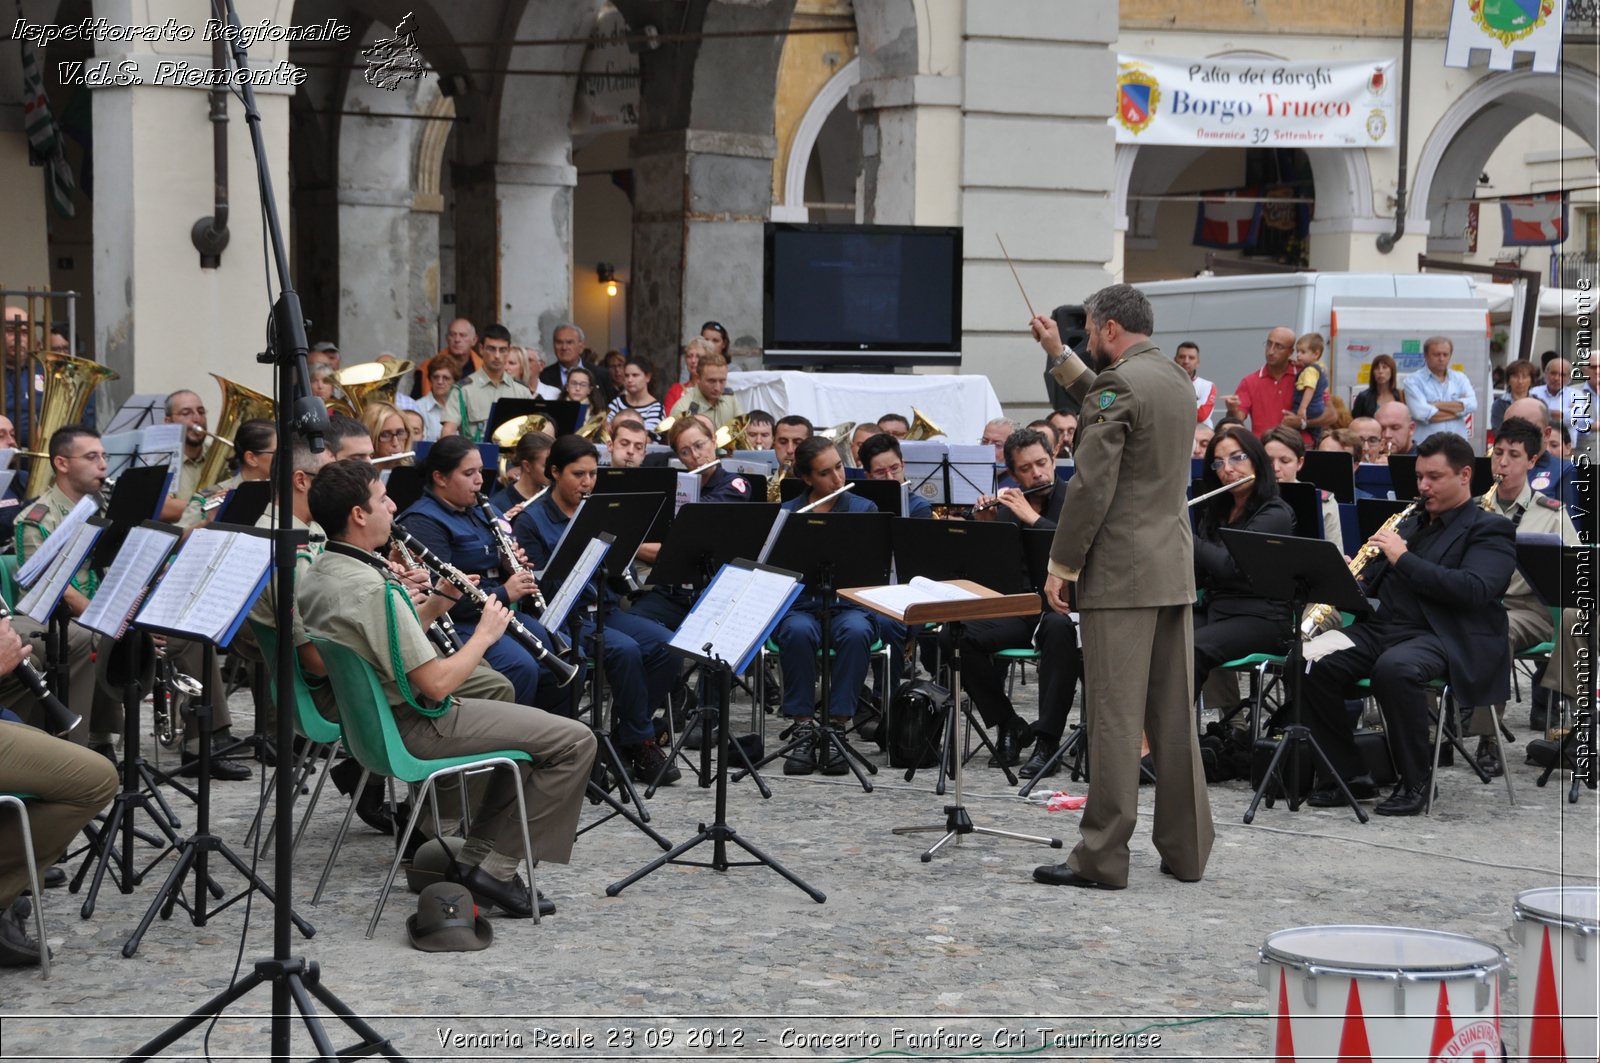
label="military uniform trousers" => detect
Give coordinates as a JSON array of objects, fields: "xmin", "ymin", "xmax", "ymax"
[
  {"xmin": 1070, "ymin": 604, "xmax": 1212, "ymax": 887},
  {"xmin": 0, "ymin": 720, "xmax": 118, "ymax": 907},
  {"xmin": 393, "ymin": 699, "xmax": 596, "ymax": 867}
]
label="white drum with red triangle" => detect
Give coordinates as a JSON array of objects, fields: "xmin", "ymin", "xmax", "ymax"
[
  {"xmin": 1260, "ymin": 925, "xmax": 1507, "ymax": 1062},
  {"xmin": 1514, "ymin": 886, "xmax": 1599, "ymax": 1062}
]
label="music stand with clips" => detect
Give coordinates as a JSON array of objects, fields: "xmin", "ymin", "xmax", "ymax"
[
  {"xmin": 845, "ymin": 579, "xmax": 1063, "ymax": 863},
  {"xmin": 1515, "ymin": 541, "xmax": 1597, "ymax": 803},
  {"xmin": 646, "ymin": 501, "xmax": 781, "ymax": 793},
  {"xmin": 606, "ymin": 559, "xmax": 821, "ymax": 902},
  {"xmin": 1219, "ymin": 528, "xmax": 1373, "ymax": 824},
  {"xmin": 888, "ymin": 517, "xmax": 1030, "ymax": 791},
  {"xmin": 753, "ymin": 507, "xmax": 893, "ymax": 792}
]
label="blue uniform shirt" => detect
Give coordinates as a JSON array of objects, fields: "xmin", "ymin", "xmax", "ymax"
[
  {"xmin": 397, "ymin": 490, "xmax": 513, "ymax": 622},
  {"xmin": 1529, "ymin": 451, "xmax": 1587, "ymax": 534},
  {"xmin": 701, "ymin": 465, "xmax": 754, "ymax": 503}
]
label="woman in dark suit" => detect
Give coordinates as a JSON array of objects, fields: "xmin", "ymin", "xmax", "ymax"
[
  {"xmin": 1192, "ymin": 426, "xmax": 1296, "ymax": 696},
  {"xmin": 1350, "ymin": 353, "xmax": 1404, "ymax": 420}
]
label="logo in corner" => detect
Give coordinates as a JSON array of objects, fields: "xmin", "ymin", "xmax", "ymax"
[
  {"xmin": 1116, "ymin": 63, "xmax": 1161, "ymax": 136},
  {"xmin": 1470, "ymin": 0, "xmax": 1556, "ymax": 47},
  {"xmin": 362, "ymin": 11, "xmax": 425, "ymax": 91}
]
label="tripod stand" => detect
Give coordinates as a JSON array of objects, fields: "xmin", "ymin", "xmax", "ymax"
[
  {"xmin": 124, "ymin": 642, "xmax": 314, "ymax": 957},
  {"xmin": 1219, "ymin": 529, "xmax": 1373, "ymax": 825}
]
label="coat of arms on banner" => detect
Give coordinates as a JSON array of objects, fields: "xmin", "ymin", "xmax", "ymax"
[
  {"xmin": 1470, "ymin": 0, "xmax": 1556, "ymax": 46},
  {"xmin": 1116, "ymin": 63, "xmax": 1161, "ymax": 136}
]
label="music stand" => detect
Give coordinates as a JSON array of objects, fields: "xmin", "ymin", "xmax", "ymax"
[
  {"xmin": 848, "ymin": 580, "xmax": 1062, "ymax": 862},
  {"xmin": 755, "ymin": 510, "xmax": 893, "ymax": 791},
  {"xmin": 607, "ymin": 560, "xmax": 822, "ymax": 901},
  {"xmin": 1300, "ymin": 451, "xmax": 1357, "ymax": 504},
  {"xmin": 1219, "ymin": 529, "xmax": 1373, "ymax": 824},
  {"xmin": 1388, "ymin": 454, "xmax": 1494, "ymax": 498},
  {"xmin": 593, "ymin": 467, "xmax": 678, "ymax": 543},
  {"xmin": 1278, "ymin": 481, "xmax": 1324, "ymax": 540},
  {"xmin": 1515, "ymin": 542, "xmax": 1597, "ymax": 802},
  {"xmin": 103, "ymin": 392, "xmax": 168, "ymax": 434},
  {"xmin": 92, "ymin": 465, "xmax": 173, "ymax": 572},
  {"xmin": 889, "ymin": 519, "xmax": 1029, "ymax": 790},
  {"xmin": 778, "ymin": 478, "xmax": 901, "ymax": 513},
  {"xmin": 212, "ymin": 479, "xmax": 271, "ymax": 527},
  {"xmin": 647, "ymin": 502, "xmax": 781, "ymax": 792},
  {"xmin": 1357, "ymin": 498, "xmax": 1414, "ymax": 540}
]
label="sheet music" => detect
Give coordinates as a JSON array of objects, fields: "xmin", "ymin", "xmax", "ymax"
[
  {"xmin": 854, "ymin": 576, "xmax": 978, "ymax": 618},
  {"xmin": 100, "ymin": 430, "xmax": 142, "ymax": 479},
  {"xmin": 540, "ymin": 535, "xmax": 611, "ymax": 632},
  {"xmin": 136, "ymin": 528, "xmax": 273, "ymax": 644},
  {"xmin": 15, "ymin": 495, "xmax": 99, "ymax": 588},
  {"xmin": 720, "ymin": 457, "xmax": 769, "ymax": 477},
  {"xmin": 137, "ymin": 423, "xmax": 184, "ymax": 471},
  {"xmin": 675, "ymin": 472, "xmax": 700, "ymax": 515},
  {"xmin": 78, "ymin": 525, "xmax": 179, "ymax": 638},
  {"xmin": 17, "ymin": 522, "xmax": 102, "ymax": 623},
  {"xmin": 0, "ymin": 470, "xmax": 14, "ymax": 499},
  {"xmin": 669, "ymin": 565, "xmax": 800, "ymax": 669},
  {"xmin": 946, "ymin": 444, "xmax": 996, "ymax": 506},
  {"xmin": 0, "ymin": 449, "xmax": 14, "ymax": 472},
  {"xmin": 755, "ymin": 509, "xmax": 790, "ymax": 564}
]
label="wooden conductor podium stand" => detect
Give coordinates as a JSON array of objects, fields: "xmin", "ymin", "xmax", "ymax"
[{"xmin": 841, "ymin": 579, "xmax": 1065, "ymax": 863}]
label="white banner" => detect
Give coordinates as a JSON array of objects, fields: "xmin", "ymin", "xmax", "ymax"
[
  {"xmin": 1114, "ymin": 55, "xmax": 1396, "ymax": 149},
  {"xmin": 1444, "ymin": 0, "xmax": 1564, "ymax": 72}
]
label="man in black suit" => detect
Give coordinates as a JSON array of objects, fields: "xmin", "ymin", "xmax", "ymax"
[
  {"xmin": 538, "ymin": 323, "xmax": 593, "ymax": 392},
  {"xmin": 945, "ymin": 428, "xmax": 1082, "ymax": 773},
  {"xmin": 1300, "ymin": 431, "xmax": 1515, "ymax": 816}
]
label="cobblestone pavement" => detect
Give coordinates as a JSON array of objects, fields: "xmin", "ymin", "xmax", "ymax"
[{"xmin": 1, "ymin": 677, "xmax": 1594, "ymax": 1062}]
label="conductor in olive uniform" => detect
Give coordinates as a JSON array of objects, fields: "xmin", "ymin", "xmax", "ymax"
[{"xmin": 1028, "ymin": 285, "xmax": 1214, "ymax": 889}]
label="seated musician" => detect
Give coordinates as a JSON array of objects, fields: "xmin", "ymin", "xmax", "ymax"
[
  {"xmin": 1191, "ymin": 426, "xmax": 1295, "ymax": 704},
  {"xmin": 1298, "ymin": 433, "xmax": 1515, "ymax": 817},
  {"xmin": 741, "ymin": 410, "xmax": 775, "ymax": 451},
  {"xmin": 301, "ymin": 459, "xmax": 596, "ymax": 917},
  {"xmin": 1459, "ymin": 417, "xmax": 1582, "ymax": 774},
  {"xmin": 1261, "ymin": 426, "xmax": 1342, "ymax": 548},
  {"xmin": 158, "ymin": 389, "xmax": 211, "ymax": 523},
  {"xmin": 773, "ymin": 435, "xmax": 879, "ymax": 776},
  {"xmin": 326, "ymin": 412, "xmax": 375, "ymax": 462},
  {"xmin": 952, "ymin": 428, "xmax": 1082, "ymax": 776},
  {"xmin": 8, "ymin": 426, "xmax": 160, "ymax": 761},
  {"xmin": 858, "ymin": 432, "xmax": 933, "ymax": 694},
  {"xmin": 606, "ymin": 415, "xmax": 650, "ymax": 470},
  {"xmin": 488, "ymin": 431, "xmax": 553, "ymax": 515},
  {"xmin": 179, "ymin": 418, "xmax": 276, "ymax": 529},
  {"xmin": 510, "ymin": 435, "xmax": 680, "ymax": 785},
  {"xmin": 772, "ymin": 415, "xmax": 813, "ymax": 478},
  {"xmin": 396, "ymin": 436, "xmax": 561, "ymax": 708},
  {"xmin": 664, "ymin": 351, "xmax": 741, "ymax": 430}
]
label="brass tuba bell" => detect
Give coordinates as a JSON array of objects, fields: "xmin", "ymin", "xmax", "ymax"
[
  {"xmin": 195, "ymin": 373, "xmax": 275, "ymax": 492},
  {"xmin": 335, "ymin": 359, "xmax": 412, "ymax": 417},
  {"xmin": 715, "ymin": 414, "xmax": 752, "ymax": 453},
  {"xmin": 25, "ymin": 353, "xmax": 119, "ymax": 490},
  {"xmin": 905, "ymin": 406, "xmax": 944, "ymax": 441},
  {"xmin": 576, "ymin": 411, "xmax": 610, "ymax": 444}
]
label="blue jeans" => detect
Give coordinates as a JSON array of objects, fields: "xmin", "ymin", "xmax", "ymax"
[{"xmin": 774, "ymin": 604, "xmax": 876, "ymax": 719}]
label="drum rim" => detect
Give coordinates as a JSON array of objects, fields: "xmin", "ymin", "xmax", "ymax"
[
  {"xmin": 1514, "ymin": 885, "xmax": 1600, "ymax": 932},
  {"xmin": 1261, "ymin": 924, "xmax": 1508, "ymax": 975}
]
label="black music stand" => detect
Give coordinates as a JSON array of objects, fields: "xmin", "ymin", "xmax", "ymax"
[
  {"xmin": 1388, "ymin": 454, "xmax": 1494, "ymax": 498},
  {"xmin": 750, "ymin": 509, "xmax": 892, "ymax": 791},
  {"xmin": 607, "ymin": 559, "xmax": 822, "ymax": 901},
  {"xmin": 541, "ymin": 492, "xmax": 674, "ymax": 849},
  {"xmin": 1357, "ymin": 498, "xmax": 1414, "ymax": 539},
  {"xmin": 1516, "ymin": 542, "xmax": 1597, "ymax": 802},
  {"xmin": 1301, "ymin": 451, "xmax": 1357, "ymax": 504},
  {"xmin": 1220, "ymin": 529, "xmax": 1373, "ymax": 824},
  {"xmin": 211, "ymin": 479, "xmax": 271, "ymax": 527},
  {"xmin": 646, "ymin": 502, "xmax": 781, "ymax": 792},
  {"xmin": 91, "ymin": 465, "xmax": 172, "ymax": 571},
  {"xmin": 890, "ymin": 519, "xmax": 1029, "ymax": 790},
  {"xmin": 778, "ymin": 477, "xmax": 902, "ymax": 513},
  {"xmin": 1278, "ymin": 481, "xmax": 1324, "ymax": 539}
]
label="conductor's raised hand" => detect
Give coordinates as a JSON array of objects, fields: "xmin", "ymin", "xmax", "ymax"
[{"xmin": 1030, "ymin": 314, "xmax": 1064, "ymax": 358}]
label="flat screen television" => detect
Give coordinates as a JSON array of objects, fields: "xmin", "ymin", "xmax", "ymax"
[{"xmin": 762, "ymin": 223, "xmax": 963, "ymax": 367}]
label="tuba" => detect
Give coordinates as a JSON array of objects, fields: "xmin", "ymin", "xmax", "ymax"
[
  {"xmin": 576, "ymin": 411, "xmax": 610, "ymax": 443},
  {"xmin": 195, "ymin": 373, "xmax": 275, "ymax": 492},
  {"xmin": 905, "ymin": 406, "xmax": 945, "ymax": 441},
  {"xmin": 716, "ymin": 414, "xmax": 752, "ymax": 452},
  {"xmin": 25, "ymin": 353, "xmax": 119, "ymax": 490},
  {"xmin": 334, "ymin": 359, "xmax": 412, "ymax": 418}
]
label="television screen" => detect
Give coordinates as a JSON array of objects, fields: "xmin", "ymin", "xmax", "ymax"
[{"xmin": 762, "ymin": 223, "xmax": 963, "ymax": 367}]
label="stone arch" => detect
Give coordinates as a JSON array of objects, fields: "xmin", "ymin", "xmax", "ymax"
[
  {"xmin": 777, "ymin": 56, "xmax": 860, "ymax": 220},
  {"xmin": 1411, "ymin": 66, "xmax": 1599, "ymax": 251}
]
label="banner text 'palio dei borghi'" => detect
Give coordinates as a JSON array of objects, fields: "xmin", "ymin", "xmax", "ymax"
[{"xmin": 1114, "ymin": 55, "xmax": 1396, "ymax": 149}]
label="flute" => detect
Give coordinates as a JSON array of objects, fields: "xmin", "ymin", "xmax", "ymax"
[
  {"xmin": 390, "ymin": 527, "xmax": 580, "ymax": 687},
  {"xmin": 974, "ymin": 482, "xmax": 1053, "ymax": 512},
  {"xmin": 798, "ymin": 483, "xmax": 853, "ymax": 513},
  {"xmin": 1187, "ymin": 474, "xmax": 1256, "ymax": 508}
]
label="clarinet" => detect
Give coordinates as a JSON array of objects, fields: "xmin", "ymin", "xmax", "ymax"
[
  {"xmin": 390, "ymin": 527, "xmax": 580, "ymax": 687},
  {"xmin": 0, "ymin": 599, "xmax": 81, "ymax": 738},
  {"xmin": 473, "ymin": 492, "xmax": 569, "ymax": 656},
  {"xmin": 391, "ymin": 534, "xmax": 464, "ymax": 657}
]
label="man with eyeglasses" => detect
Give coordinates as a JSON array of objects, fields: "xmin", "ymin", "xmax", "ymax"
[
  {"xmin": 1348, "ymin": 417, "xmax": 1384, "ymax": 464},
  {"xmin": 159, "ymin": 390, "xmax": 212, "ymax": 522},
  {"xmin": 455, "ymin": 324, "xmax": 533, "ymax": 443},
  {"xmin": 1221, "ymin": 326, "xmax": 1301, "ymax": 439}
]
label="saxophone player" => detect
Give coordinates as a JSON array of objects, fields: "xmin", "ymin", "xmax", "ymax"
[{"xmin": 1299, "ymin": 433, "xmax": 1516, "ymax": 817}]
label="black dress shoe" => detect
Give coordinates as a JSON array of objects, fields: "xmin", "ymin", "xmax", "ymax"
[
  {"xmin": 1374, "ymin": 782, "xmax": 1432, "ymax": 817},
  {"xmin": 451, "ymin": 864, "xmax": 554, "ymax": 918},
  {"xmin": 783, "ymin": 720, "xmax": 817, "ymax": 776},
  {"xmin": 1019, "ymin": 739, "xmax": 1060, "ymax": 779},
  {"xmin": 1474, "ymin": 737, "xmax": 1504, "ymax": 778},
  {"xmin": 1032, "ymin": 863, "xmax": 1125, "ymax": 889},
  {"xmin": 1306, "ymin": 774, "xmax": 1378, "ymax": 807},
  {"xmin": 1158, "ymin": 861, "xmax": 1201, "ymax": 883},
  {"xmin": 43, "ymin": 866, "xmax": 66, "ymax": 889},
  {"xmin": 987, "ymin": 721, "xmax": 1029, "ymax": 768},
  {"xmin": 178, "ymin": 750, "xmax": 252, "ymax": 781}
]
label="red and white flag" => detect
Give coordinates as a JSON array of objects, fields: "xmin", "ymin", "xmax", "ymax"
[
  {"xmin": 1193, "ymin": 189, "xmax": 1262, "ymax": 249},
  {"xmin": 1501, "ymin": 192, "xmax": 1567, "ymax": 246}
]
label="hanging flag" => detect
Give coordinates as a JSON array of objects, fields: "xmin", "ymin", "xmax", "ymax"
[
  {"xmin": 1193, "ymin": 188, "xmax": 1262, "ymax": 249},
  {"xmin": 18, "ymin": 30, "xmax": 76, "ymax": 218},
  {"xmin": 1501, "ymin": 192, "xmax": 1567, "ymax": 246},
  {"xmin": 1445, "ymin": 0, "xmax": 1564, "ymax": 72}
]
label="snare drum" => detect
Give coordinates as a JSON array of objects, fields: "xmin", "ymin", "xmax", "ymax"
[
  {"xmin": 1513, "ymin": 886, "xmax": 1599, "ymax": 1062},
  {"xmin": 1260, "ymin": 925, "xmax": 1507, "ymax": 1062}
]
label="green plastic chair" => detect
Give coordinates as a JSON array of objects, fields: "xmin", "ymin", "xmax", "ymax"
[
  {"xmin": 1213, "ymin": 653, "xmax": 1288, "ymax": 736},
  {"xmin": 244, "ymin": 622, "xmax": 344, "ymax": 862},
  {"xmin": 0, "ymin": 793, "xmax": 47, "ymax": 979},
  {"xmin": 0, "ymin": 553, "xmax": 19, "ymax": 610},
  {"xmin": 310, "ymin": 638, "xmax": 540, "ymax": 934}
]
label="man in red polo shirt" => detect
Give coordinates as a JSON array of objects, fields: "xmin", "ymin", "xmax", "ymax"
[{"xmin": 1222, "ymin": 326, "xmax": 1303, "ymax": 438}]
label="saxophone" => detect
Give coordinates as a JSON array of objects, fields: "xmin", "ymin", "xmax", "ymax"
[{"xmin": 1299, "ymin": 500, "xmax": 1420, "ymax": 638}]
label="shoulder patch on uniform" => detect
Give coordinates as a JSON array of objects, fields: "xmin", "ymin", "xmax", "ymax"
[
  {"xmin": 1534, "ymin": 493, "xmax": 1562, "ymax": 510},
  {"xmin": 1097, "ymin": 389, "xmax": 1116, "ymax": 410},
  {"xmin": 731, "ymin": 477, "xmax": 749, "ymax": 495},
  {"xmin": 21, "ymin": 503, "xmax": 48, "ymax": 523},
  {"xmin": 1531, "ymin": 472, "xmax": 1552, "ymax": 491}
]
